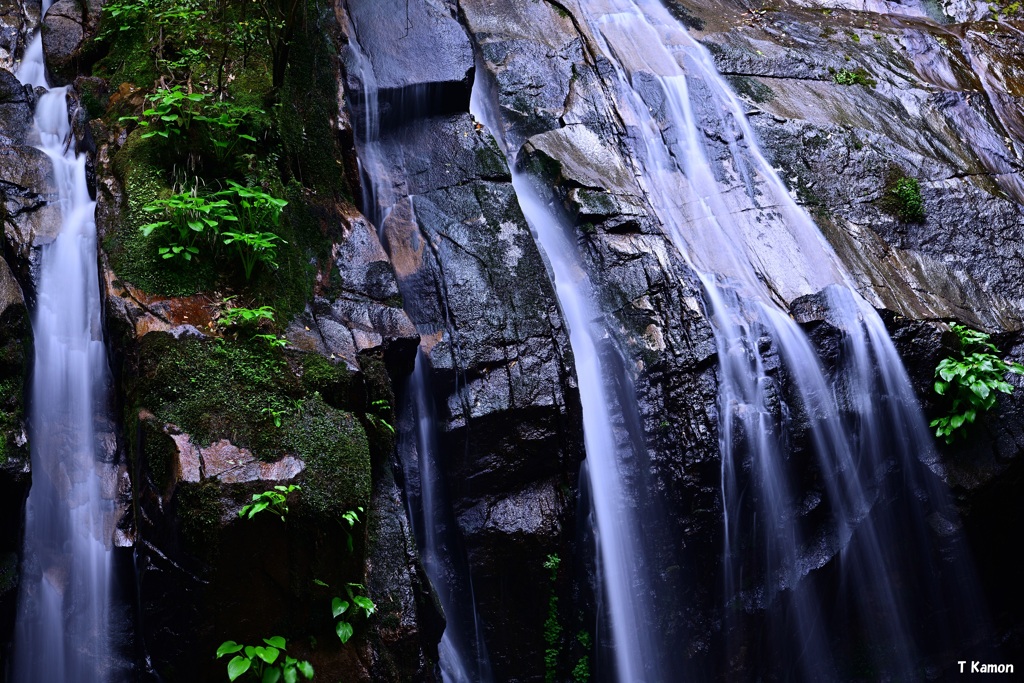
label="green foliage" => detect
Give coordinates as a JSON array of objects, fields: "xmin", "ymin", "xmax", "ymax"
[
  {"xmin": 331, "ymin": 583, "xmax": 376, "ymax": 644},
  {"xmin": 134, "ymin": 335, "xmax": 371, "ymax": 517},
  {"xmin": 254, "ymin": 334, "xmax": 289, "ymax": 349},
  {"xmin": 222, "ymin": 230, "xmax": 284, "ymax": 280},
  {"xmin": 572, "ymin": 631, "xmax": 592, "ymax": 683},
  {"xmin": 990, "ymin": 0, "xmax": 1021, "ymax": 20},
  {"xmin": 340, "ymin": 506, "xmax": 363, "ymax": 554},
  {"xmin": 140, "ymin": 181, "xmax": 235, "ymax": 261},
  {"xmin": 931, "ymin": 323, "xmax": 1024, "ymax": 443},
  {"xmin": 366, "ymin": 399, "xmax": 395, "ymax": 436},
  {"xmin": 218, "ymin": 301, "xmax": 276, "ymax": 328},
  {"xmin": 120, "ymin": 86, "xmax": 208, "ymax": 140},
  {"xmin": 196, "ymin": 101, "xmax": 263, "ymax": 164},
  {"xmin": 831, "ymin": 67, "xmax": 876, "ymax": 87},
  {"xmin": 218, "ymin": 181, "xmax": 288, "ymax": 280},
  {"xmin": 543, "ymin": 554, "xmax": 562, "ymax": 683},
  {"xmin": 889, "ymin": 176, "xmax": 925, "ymax": 222},
  {"xmin": 239, "ymin": 484, "xmax": 300, "ymax": 521},
  {"xmin": 216, "ymin": 637, "xmax": 313, "ymax": 682}
]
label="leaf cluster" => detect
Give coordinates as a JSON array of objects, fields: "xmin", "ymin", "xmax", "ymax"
[
  {"xmin": 239, "ymin": 484, "xmax": 300, "ymax": 522},
  {"xmin": 832, "ymin": 67, "xmax": 875, "ymax": 87},
  {"xmin": 216, "ymin": 636, "xmax": 313, "ymax": 683},
  {"xmin": 140, "ymin": 180, "xmax": 286, "ymax": 277},
  {"xmin": 890, "ymin": 176, "xmax": 925, "ymax": 222},
  {"xmin": 930, "ymin": 323, "xmax": 1024, "ymax": 443}
]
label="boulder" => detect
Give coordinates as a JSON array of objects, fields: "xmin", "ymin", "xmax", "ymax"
[
  {"xmin": 343, "ymin": 0, "xmax": 473, "ymax": 126},
  {"xmin": 41, "ymin": 0, "xmax": 85, "ymax": 83}
]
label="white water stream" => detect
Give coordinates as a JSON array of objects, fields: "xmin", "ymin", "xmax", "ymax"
[
  {"xmin": 474, "ymin": 0, "xmax": 985, "ymax": 678},
  {"xmin": 11, "ymin": 19, "xmax": 116, "ymax": 683}
]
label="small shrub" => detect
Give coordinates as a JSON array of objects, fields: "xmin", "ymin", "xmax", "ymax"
[
  {"xmin": 238, "ymin": 484, "xmax": 300, "ymax": 522},
  {"xmin": 217, "ymin": 301, "xmax": 276, "ymax": 328},
  {"xmin": 120, "ymin": 86, "xmax": 208, "ymax": 140},
  {"xmin": 217, "ymin": 181, "xmax": 288, "ymax": 279},
  {"xmin": 314, "ymin": 575, "xmax": 376, "ymax": 645},
  {"xmin": 931, "ymin": 323, "xmax": 1024, "ymax": 443},
  {"xmin": 140, "ymin": 182, "xmax": 235, "ymax": 261},
  {"xmin": 890, "ymin": 176, "xmax": 925, "ymax": 222},
  {"xmin": 216, "ymin": 637, "xmax": 313, "ymax": 682},
  {"xmin": 831, "ymin": 67, "xmax": 876, "ymax": 87}
]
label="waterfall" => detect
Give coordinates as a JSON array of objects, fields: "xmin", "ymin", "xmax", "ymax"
[
  {"xmin": 471, "ymin": 60, "xmax": 673, "ymax": 683},
  {"xmin": 472, "ymin": 0, "xmax": 987, "ymax": 678},
  {"xmin": 572, "ymin": 0, "xmax": 987, "ymax": 677},
  {"xmin": 10, "ymin": 22, "xmax": 117, "ymax": 683},
  {"xmin": 343, "ymin": 10, "xmax": 494, "ymax": 681}
]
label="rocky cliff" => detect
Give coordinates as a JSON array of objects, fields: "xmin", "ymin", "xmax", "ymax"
[{"xmin": 0, "ymin": 0, "xmax": 1021, "ymax": 680}]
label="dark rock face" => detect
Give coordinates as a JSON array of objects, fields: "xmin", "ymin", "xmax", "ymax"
[
  {"xmin": 0, "ymin": 67, "xmax": 59, "ymax": 303},
  {"xmin": 41, "ymin": 0, "xmax": 85, "ymax": 83},
  {"xmin": 370, "ymin": 111, "xmax": 586, "ymax": 679},
  {"xmin": 0, "ymin": 0, "xmax": 39, "ymax": 72},
  {"xmin": 0, "ymin": 255, "xmax": 30, "ymax": 649},
  {"xmin": 342, "ymin": 0, "xmax": 473, "ymax": 128}
]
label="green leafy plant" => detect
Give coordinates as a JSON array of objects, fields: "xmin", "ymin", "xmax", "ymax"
[
  {"xmin": 340, "ymin": 506, "xmax": 364, "ymax": 554},
  {"xmin": 889, "ymin": 176, "xmax": 925, "ymax": 222},
  {"xmin": 261, "ymin": 406, "xmax": 287, "ymax": 428},
  {"xmin": 831, "ymin": 67, "xmax": 875, "ymax": 87},
  {"xmin": 330, "ymin": 582, "xmax": 376, "ymax": 644},
  {"xmin": 239, "ymin": 484, "xmax": 300, "ymax": 522},
  {"xmin": 543, "ymin": 553, "xmax": 562, "ymax": 683},
  {"xmin": 218, "ymin": 301, "xmax": 276, "ymax": 328},
  {"xmin": 215, "ymin": 636, "xmax": 313, "ymax": 682},
  {"xmin": 572, "ymin": 630, "xmax": 592, "ymax": 683},
  {"xmin": 222, "ymin": 230, "xmax": 285, "ymax": 280},
  {"xmin": 253, "ymin": 334, "xmax": 288, "ymax": 349},
  {"xmin": 216, "ymin": 181, "xmax": 288, "ymax": 279},
  {"xmin": 121, "ymin": 86, "xmax": 209, "ymax": 140},
  {"xmin": 931, "ymin": 323, "xmax": 1024, "ymax": 443},
  {"xmin": 366, "ymin": 398, "xmax": 395, "ymax": 436},
  {"xmin": 140, "ymin": 182, "xmax": 236, "ymax": 261},
  {"xmin": 196, "ymin": 101, "xmax": 263, "ymax": 164}
]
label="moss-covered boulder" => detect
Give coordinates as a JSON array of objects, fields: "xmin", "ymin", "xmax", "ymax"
[{"xmin": 125, "ymin": 329, "xmax": 376, "ymax": 679}]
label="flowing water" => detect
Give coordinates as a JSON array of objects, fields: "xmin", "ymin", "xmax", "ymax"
[
  {"xmin": 573, "ymin": 0, "xmax": 986, "ymax": 677},
  {"xmin": 343, "ymin": 8, "xmax": 494, "ymax": 681},
  {"xmin": 471, "ymin": 58, "xmax": 673, "ymax": 683},
  {"xmin": 474, "ymin": 0, "xmax": 986, "ymax": 678},
  {"xmin": 11, "ymin": 19, "xmax": 117, "ymax": 683}
]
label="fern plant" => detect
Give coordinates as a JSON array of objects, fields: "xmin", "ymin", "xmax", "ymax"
[{"xmin": 931, "ymin": 323, "xmax": 1023, "ymax": 443}]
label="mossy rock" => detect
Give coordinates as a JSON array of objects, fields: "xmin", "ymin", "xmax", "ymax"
[{"xmin": 131, "ymin": 332, "xmax": 371, "ymax": 520}]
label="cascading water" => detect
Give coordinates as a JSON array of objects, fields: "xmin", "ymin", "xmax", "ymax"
[
  {"xmin": 11, "ymin": 17, "xmax": 117, "ymax": 683},
  {"xmin": 343, "ymin": 9, "xmax": 493, "ymax": 681},
  {"xmin": 572, "ymin": 0, "xmax": 988, "ymax": 677},
  {"xmin": 471, "ymin": 60, "xmax": 674, "ymax": 683},
  {"xmin": 463, "ymin": 0, "xmax": 991, "ymax": 676}
]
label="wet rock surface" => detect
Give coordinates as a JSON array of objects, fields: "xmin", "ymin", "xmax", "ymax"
[{"xmin": 367, "ymin": 106, "xmax": 586, "ymax": 677}]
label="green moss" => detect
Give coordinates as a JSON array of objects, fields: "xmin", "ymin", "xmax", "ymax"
[
  {"xmin": 91, "ymin": 26, "xmax": 160, "ymax": 89},
  {"xmin": 277, "ymin": 23, "xmax": 351, "ymax": 201},
  {"xmin": 135, "ymin": 334, "xmax": 298, "ymax": 456},
  {"xmin": 141, "ymin": 420, "xmax": 179, "ymax": 492},
  {"xmin": 108, "ymin": 130, "xmax": 219, "ymax": 295},
  {"xmin": 880, "ymin": 168, "xmax": 926, "ymax": 222},
  {"xmin": 294, "ymin": 394, "xmax": 371, "ymax": 520},
  {"xmin": 176, "ymin": 480, "xmax": 223, "ymax": 547},
  {"xmin": 300, "ymin": 353, "xmax": 351, "ymax": 407},
  {"xmin": 133, "ymin": 334, "xmax": 370, "ymax": 521}
]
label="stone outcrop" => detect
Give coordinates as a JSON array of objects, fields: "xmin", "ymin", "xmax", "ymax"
[{"xmin": 0, "ymin": 0, "xmax": 40, "ymax": 72}]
